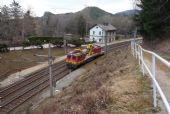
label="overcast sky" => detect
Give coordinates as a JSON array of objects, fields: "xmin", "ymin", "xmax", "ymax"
[{"xmin": 1, "ymin": 0, "xmax": 134, "ymax": 16}]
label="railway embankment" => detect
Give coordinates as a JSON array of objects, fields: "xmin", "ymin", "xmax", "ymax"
[{"xmin": 30, "ymin": 48, "xmax": 153, "ymax": 114}]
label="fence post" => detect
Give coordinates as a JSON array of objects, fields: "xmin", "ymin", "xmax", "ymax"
[
  {"xmin": 138, "ymin": 45, "xmax": 141, "ymax": 65},
  {"xmin": 135, "ymin": 43, "xmax": 137, "ymax": 59},
  {"xmin": 131, "ymin": 41, "xmax": 133, "ymax": 55},
  {"xmin": 132, "ymin": 41, "xmax": 135, "ymax": 56},
  {"xmin": 0, "ymin": 97, "xmax": 2, "ymax": 108},
  {"xmin": 131, "ymin": 41, "xmax": 134, "ymax": 56},
  {"xmin": 141, "ymin": 48, "xmax": 145, "ymax": 76},
  {"xmin": 134, "ymin": 42, "xmax": 136, "ymax": 57},
  {"xmin": 152, "ymin": 54, "xmax": 157, "ymax": 107}
]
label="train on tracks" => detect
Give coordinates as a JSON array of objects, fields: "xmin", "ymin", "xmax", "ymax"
[{"xmin": 66, "ymin": 44, "xmax": 104, "ymax": 69}]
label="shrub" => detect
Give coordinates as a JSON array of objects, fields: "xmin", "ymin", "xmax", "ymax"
[
  {"xmin": 22, "ymin": 41, "xmax": 31, "ymax": 48},
  {"xmin": 68, "ymin": 38, "xmax": 84, "ymax": 47},
  {"xmin": 0, "ymin": 44, "xmax": 9, "ymax": 53},
  {"xmin": 28, "ymin": 37, "xmax": 44, "ymax": 49},
  {"xmin": 83, "ymin": 41, "xmax": 96, "ymax": 45},
  {"xmin": 116, "ymin": 34, "xmax": 125, "ymax": 40},
  {"xmin": 25, "ymin": 36, "xmax": 64, "ymax": 49},
  {"xmin": 51, "ymin": 37, "xmax": 64, "ymax": 48}
]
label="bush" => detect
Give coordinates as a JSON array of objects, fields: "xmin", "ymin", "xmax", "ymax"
[
  {"xmin": 24, "ymin": 37, "xmax": 83, "ymax": 48},
  {"xmin": 116, "ymin": 34, "xmax": 125, "ymax": 40},
  {"xmin": 22, "ymin": 41, "xmax": 31, "ymax": 48},
  {"xmin": 24, "ymin": 37, "xmax": 64, "ymax": 49},
  {"xmin": 83, "ymin": 41, "xmax": 96, "ymax": 45},
  {"xmin": 68, "ymin": 38, "xmax": 84, "ymax": 47},
  {"xmin": 0, "ymin": 44, "xmax": 9, "ymax": 53},
  {"xmin": 51, "ymin": 37, "xmax": 64, "ymax": 48},
  {"xmin": 28, "ymin": 37, "xmax": 45, "ymax": 49}
]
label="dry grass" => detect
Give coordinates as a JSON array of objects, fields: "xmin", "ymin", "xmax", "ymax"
[
  {"xmin": 30, "ymin": 48, "xmax": 152, "ymax": 114},
  {"xmin": 143, "ymin": 39, "xmax": 170, "ymax": 61},
  {"xmin": 0, "ymin": 48, "xmax": 65, "ymax": 81},
  {"xmin": 154, "ymin": 39, "xmax": 170, "ymax": 61}
]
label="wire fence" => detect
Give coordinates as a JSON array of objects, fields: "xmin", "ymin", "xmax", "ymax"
[{"xmin": 131, "ymin": 40, "xmax": 170, "ymax": 114}]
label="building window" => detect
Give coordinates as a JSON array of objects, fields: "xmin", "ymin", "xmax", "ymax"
[
  {"xmin": 93, "ymin": 31, "xmax": 95, "ymax": 35},
  {"xmin": 96, "ymin": 27, "xmax": 98, "ymax": 29},
  {"xmin": 99, "ymin": 31, "xmax": 101, "ymax": 35}
]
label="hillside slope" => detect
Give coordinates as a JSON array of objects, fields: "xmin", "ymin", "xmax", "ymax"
[
  {"xmin": 143, "ymin": 39, "xmax": 170, "ymax": 61},
  {"xmin": 31, "ymin": 48, "xmax": 152, "ymax": 114},
  {"xmin": 115, "ymin": 9, "xmax": 139, "ymax": 16},
  {"xmin": 155, "ymin": 39, "xmax": 170, "ymax": 61}
]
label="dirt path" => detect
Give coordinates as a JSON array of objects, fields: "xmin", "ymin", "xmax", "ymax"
[{"xmin": 143, "ymin": 53, "xmax": 170, "ymax": 113}]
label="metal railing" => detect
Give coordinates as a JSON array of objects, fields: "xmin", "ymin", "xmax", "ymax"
[{"xmin": 131, "ymin": 40, "xmax": 170, "ymax": 114}]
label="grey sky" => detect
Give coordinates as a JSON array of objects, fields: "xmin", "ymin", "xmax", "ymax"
[{"xmin": 1, "ymin": 0, "xmax": 134, "ymax": 16}]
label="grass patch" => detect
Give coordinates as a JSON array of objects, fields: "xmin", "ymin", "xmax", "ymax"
[{"xmin": 0, "ymin": 48, "xmax": 65, "ymax": 81}]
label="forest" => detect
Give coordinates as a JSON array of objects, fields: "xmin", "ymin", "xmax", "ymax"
[{"xmin": 135, "ymin": 0, "xmax": 170, "ymax": 41}]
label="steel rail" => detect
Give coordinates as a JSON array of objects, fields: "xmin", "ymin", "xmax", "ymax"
[
  {"xmin": 1, "ymin": 66, "xmax": 69, "ymax": 114},
  {"xmin": 0, "ymin": 62, "xmax": 66, "ymax": 99},
  {"xmin": 0, "ymin": 60, "xmax": 65, "ymax": 92}
]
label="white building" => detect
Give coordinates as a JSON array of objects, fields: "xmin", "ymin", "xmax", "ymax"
[{"xmin": 89, "ymin": 23, "xmax": 117, "ymax": 43}]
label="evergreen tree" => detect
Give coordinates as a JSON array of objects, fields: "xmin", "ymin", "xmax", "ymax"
[
  {"xmin": 77, "ymin": 15, "xmax": 86, "ymax": 37},
  {"xmin": 135, "ymin": 0, "xmax": 170, "ymax": 40}
]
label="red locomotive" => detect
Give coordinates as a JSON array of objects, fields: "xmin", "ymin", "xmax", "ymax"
[{"xmin": 66, "ymin": 44, "xmax": 104, "ymax": 69}]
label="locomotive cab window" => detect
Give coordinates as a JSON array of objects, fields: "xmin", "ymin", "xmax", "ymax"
[
  {"xmin": 72, "ymin": 56, "xmax": 76, "ymax": 60},
  {"xmin": 67, "ymin": 55, "xmax": 71, "ymax": 59},
  {"xmin": 77, "ymin": 56, "xmax": 80, "ymax": 61}
]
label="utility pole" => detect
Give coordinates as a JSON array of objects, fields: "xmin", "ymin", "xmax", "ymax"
[
  {"xmin": 63, "ymin": 35, "xmax": 67, "ymax": 54},
  {"xmin": 48, "ymin": 43, "xmax": 53, "ymax": 97},
  {"xmin": 34, "ymin": 43, "xmax": 54, "ymax": 97},
  {"xmin": 134, "ymin": 27, "xmax": 137, "ymax": 43},
  {"xmin": 104, "ymin": 35, "xmax": 107, "ymax": 55},
  {"xmin": 64, "ymin": 34, "xmax": 72, "ymax": 54}
]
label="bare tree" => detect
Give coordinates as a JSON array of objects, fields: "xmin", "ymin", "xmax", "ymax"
[
  {"xmin": 35, "ymin": 18, "xmax": 43, "ymax": 36},
  {"xmin": 10, "ymin": 0, "xmax": 23, "ymax": 44},
  {"xmin": 0, "ymin": 5, "xmax": 11, "ymax": 40},
  {"xmin": 112, "ymin": 16, "xmax": 135, "ymax": 35},
  {"xmin": 22, "ymin": 9, "xmax": 36, "ymax": 39}
]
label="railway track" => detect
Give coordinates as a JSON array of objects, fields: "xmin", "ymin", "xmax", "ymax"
[
  {"xmin": 107, "ymin": 41, "xmax": 130, "ymax": 52},
  {"xmin": 0, "ymin": 60, "xmax": 69, "ymax": 114},
  {"xmin": 0, "ymin": 40, "xmax": 133, "ymax": 114}
]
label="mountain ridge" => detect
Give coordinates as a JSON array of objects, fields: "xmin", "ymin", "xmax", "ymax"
[
  {"xmin": 115, "ymin": 9, "xmax": 140, "ymax": 16},
  {"xmin": 42, "ymin": 7, "xmax": 138, "ymax": 18},
  {"xmin": 40, "ymin": 7, "xmax": 136, "ymax": 35}
]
